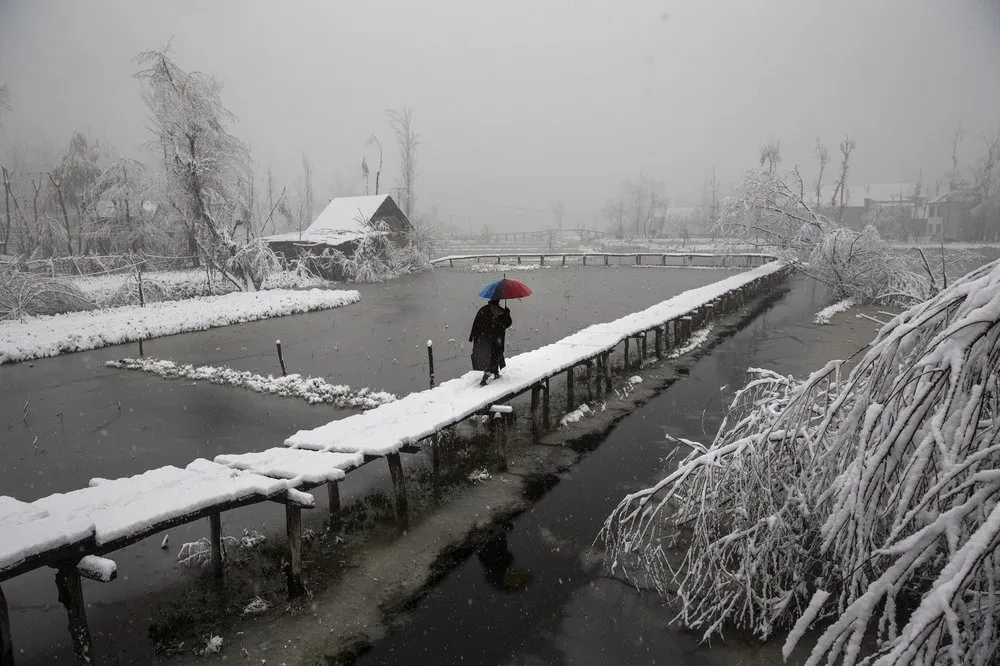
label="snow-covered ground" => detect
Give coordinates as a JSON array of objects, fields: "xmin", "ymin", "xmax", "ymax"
[
  {"xmin": 71, "ymin": 268, "xmax": 329, "ymax": 306},
  {"xmin": 106, "ymin": 357, "xmax": 396, "ymax": 409},
  {"xmin": 813, "ymin": 298, "xmax": 855, "ymax": 325},
  {"xmin": 0, "ymin": 288, "xmax": 360, "ymax": 364}
]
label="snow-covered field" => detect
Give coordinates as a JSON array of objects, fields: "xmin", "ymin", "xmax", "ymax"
[
  {"xmin": 0, "ymin": 288, "xmax": 360, "ymax": 364},
  {"xmin": 71, "ymin": 268, "xmax": 328, "ymax": 306},
  {"xmin": 106, "ymin": 357, "xmax": 396, "ymax": 409}
]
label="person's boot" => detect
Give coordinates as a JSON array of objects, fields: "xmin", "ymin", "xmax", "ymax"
[{"xmin": 480, "ymin": 373, "xmax": 489, "ymax": 386}]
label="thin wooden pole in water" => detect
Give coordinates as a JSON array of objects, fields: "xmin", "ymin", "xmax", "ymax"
[
  {"xmin": 493, "ymin": 412, "xmax": 507, "ymax": 472},
  {"xmin": 55, "ymin": 566, "xmax": 94, "ymax": 665},
  {"xmin": 542, "ymin": 377, "xmax": 550, "ymax": 427},
  {"xmin": 530, "ymin": 383, "xmax": 541, "ymax": 432},
  {"xmin": 276, "ymin": 340, "xmax": 287, "ymax": 377},
  {"xmin": 426, "ymin": 340, "xmax": 435, "ymax": 388},
  {"xmin": 209, "ymin": 512, "xmax": 223, "ymax": 579},
  {"xmin": 285, "ymin": 504, "xmax": 305, "ymax": 598}
]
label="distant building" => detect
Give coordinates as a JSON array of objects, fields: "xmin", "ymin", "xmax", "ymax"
[
  {"xmin": 262, "ymin": 194, "xmax": 412, "ymax": 262},
  {"xmin": 925, "ymin": 189, "xmax": 977, "ymax": 242},
  {"xmin": 819, "ymin": 183, "xmax": 928, "ymax": 237}
]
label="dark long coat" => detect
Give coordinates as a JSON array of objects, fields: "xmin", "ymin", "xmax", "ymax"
[{"xmin": 469, "ymin": 301, "xmax": 513, "ymax": 373}]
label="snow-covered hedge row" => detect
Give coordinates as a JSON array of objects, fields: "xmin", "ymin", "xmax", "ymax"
[
  {"xmin": 0, "ymin": 288, "xmax": 360, "ymax": 364},
  {"xmin": 106, "ymin": 357, "xmax": 395, "ymax": 409},
  {"xmin": 602, "ymin": 257, "xmax": 1000, "ymax": 665}
]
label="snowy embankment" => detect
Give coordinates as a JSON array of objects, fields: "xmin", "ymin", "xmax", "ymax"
[
  {"xmin": 812, "ymin": 298, "xmax": 854, "ymax": 325},
  {"xmin": 0, "ymin": 288, "xmax": 360, "ymax": 365},
  {"xmin": 106, "ymin": 357, "xmax": 396, "ymax": 409},
  {"xmin": 285, "ymin": 261, "xmax": 788, "ymax": 457},
  {"xmin": 71, "ymin": 268, "xmax": 328, "ymax": 305}
]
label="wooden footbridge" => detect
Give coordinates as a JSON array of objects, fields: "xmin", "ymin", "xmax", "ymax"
[
  {"xmin": 431, "ymin": 251, "xmax": 775, "ymax": 268},
  {"xmin": 0, "ymin": 260, "xmax": 791, "ymax": 665}
]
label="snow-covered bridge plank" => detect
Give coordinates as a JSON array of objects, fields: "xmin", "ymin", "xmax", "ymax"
[
  {"xmin": 214, "ymin": 448, "xmax": 363, "ymax": 487},
  {"xmin": 29, "ymin": 459, "xmax": 294, "ymax": 554},
  {"xmin": 285, "ymin": 261, "xmax": 789, "ymax": 456},
  {"xmin": 0, "ymin": 496, "xmax": 95, "ymax": 582}
]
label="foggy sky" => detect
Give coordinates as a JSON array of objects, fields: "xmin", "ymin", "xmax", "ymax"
[{"xmin": 1, "ymin": 0, "xmax": 998, "ymax": 231}]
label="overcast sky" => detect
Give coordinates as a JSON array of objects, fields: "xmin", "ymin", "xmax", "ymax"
[{"xmin": 1, "ymin": 0, "xmax": 998, "ymax": 231}]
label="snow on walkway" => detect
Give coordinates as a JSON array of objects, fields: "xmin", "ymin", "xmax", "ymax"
[
  {"xmin": 106, "ymin": 357, "xmax": 396, "ymax": 409},
  {"xmin": 285, "ymin": 261, "xmax": 787, "ymax": 457},
  {"xmin": 0, "ymin": 288, "xmax": 360, "ymax": 365}
]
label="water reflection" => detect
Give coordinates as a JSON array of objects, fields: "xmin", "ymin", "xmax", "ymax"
[{"xmin": 476, "ymin": 523, "xmax": 533, "ymax": 593}]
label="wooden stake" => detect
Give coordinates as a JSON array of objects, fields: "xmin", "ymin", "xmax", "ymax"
[
  {"xmin": 623, "ymin": 337, "xmax": 630, "ymax": 369},
  {"xmin": 0, "ymin": 584, "xmax": 13, "ymax": 666},
  {"xmin": 655, "ymin": 327, "xmax": 663, "ymax": 357},
  {"xmin": 285, "ymin": 504, "xmax": 304, "ymax": 598},
  {"xmin": 276, "ymin": 340, "xmax": 287, "ymax": 377},
  {"xmin": 386, "ymin": 453, "xmax": 409, "ymax": 528},
  {"xmin": 55, "ymin": 566, "xmax": 93, "ymax": 665},
  {"xmin": 426, "ymin": 340, "xmax": 435, "ymax": 388},
  {"xmin": 209, "ymin": 512, "xmax": 223, "ymax": 579},
  {"xmin": 585, "ymin": 360, "xmax": 594, "ymax": 401},
  {"xmin": 603, "ymin": 351, "xmax": 612, "ymax": 393},
  {"xmin": 674, "ymin": 319, "xmax": 682, "ymax": 347}
]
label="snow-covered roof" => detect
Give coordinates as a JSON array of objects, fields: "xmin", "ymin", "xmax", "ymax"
[{"xmin": 262, "ymin": 194, "xmax": 397, "ymax": 246}]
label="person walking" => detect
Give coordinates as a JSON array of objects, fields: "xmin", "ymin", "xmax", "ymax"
[{"xmin": 469, "ymin": 297, "xmax": 513, "ymax": 386}]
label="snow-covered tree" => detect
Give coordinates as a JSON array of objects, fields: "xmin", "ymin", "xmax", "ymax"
[
  {"xmin": 602, "ymin": 257, "xmax": 1000, "ymax": 665},
  {"xmin": 134, "ymin": 44, "xmax": 268, "ymax": 289},
  {"xmin": 387, "ymin": 107, "xmax": 418, "ymax": 219}
]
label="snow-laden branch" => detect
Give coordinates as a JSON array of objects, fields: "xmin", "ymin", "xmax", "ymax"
[{"xmin": 601, "ymin": 257, "xmax": 1000, "ymax": 665}]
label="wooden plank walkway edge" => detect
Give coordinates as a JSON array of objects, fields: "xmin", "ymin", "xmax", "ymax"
[
  {"xmin": 430, "ymin": 251, "xmax": 778, "ymax": 268},
  {"xmin": 0, "ymin": 261, "xmax": 793, "ymax": 666}
]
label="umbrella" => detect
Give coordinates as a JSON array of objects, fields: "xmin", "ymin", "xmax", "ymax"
[{"xmin": 478, "ymin": 277, "xmax": 533, "ymax": 300}]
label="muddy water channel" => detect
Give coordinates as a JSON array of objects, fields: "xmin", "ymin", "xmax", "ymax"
[
  {"xmin": 1, "ymin": 265, "xmax": 734, "ymax": 664},
  {"xmin": 351, "ymin": 277, "xmax": 876, "ymax": 666}
]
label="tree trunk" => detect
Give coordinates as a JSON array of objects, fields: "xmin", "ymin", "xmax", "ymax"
[
  {"xmin": 47, "ymin": 174, "xmax": 74, "ymax": 256},
  {"xmin": 1, "ymin": 167, "xmax": 11, "ymax": 255}
]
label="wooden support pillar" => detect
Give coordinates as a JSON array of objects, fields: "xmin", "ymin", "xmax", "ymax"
[
  {"xmin": 542, "ymin": 378, "xmax": 551, "ymax": 428},
  {"xmin": 623, "ymin": 337, "xmax": 630, "ymax": 369},
  {"xmin": 603, "ymin": 351, "xmax": 612, "ymax": 393},
  {"xmin": 681, "ymin": 316, "xmax": 692, "ymax": 342},
  {"xmin": 448, "ymin": 259, "xmax": 454, "ymax": 267},
  {"xmin": 585, "ymin": 360, "xmax": 594, "ymax": 401},
  {"xmin": 635, "ymin": 254, "xmax": 641, "ymax": 265},
  {"xmin": 705, "ymin": 303, "xmax": 714, "ymax": 322},
  {"xmin": 517, "ymin": 255, "xmax": 522, "ymax": 264},
  {"xmin": 386, "ymin": 453, "xmax": 409, "ymax": 528},
  {"xmin": 285, "ymin": 504, "xmax": 305, "ymax": 598},
  {"xmin": 582, "ymin": 255, "xmax": 587, "ymax": 266},
  {"xmin": 327, "ymin": 480, "xmax": 341, "ymax": 521},
  {"xmin": 640, "ymin": 334, "xmax": 648, "ymax": 360},
  {"xmin": 55, "ymin": 566, "xmax": 94, "ymax": 665},
  {"xmin": 530, "ymin": 383, "xmax": 541, "ymax": 432},
  {"xmin": 561, "ymin": 255, "xmax": 567, "ymax": 266},
  {"xmin": 209, "ymin": 511, "xmax": 224, "ymax": 579},
  {"xmin": 604, "ymin": 254, "xmax": 609, "ymax": 266},
  {"xmin": 673, "ymin": 319, "xmax": 682, "ymax": 347},
  {"xmin": 566, "ymin": 366, "xmax": 575, "ymax": 411},
  {"xmin": 493, "ymin": 413, "xmax": 508, "ymax": 472},
  {"xmin": 654, "ymin": 327, "xmax": 662, "ymax": 357},
  {"xmin": 0, "ymin": 584, "xmax": 13, "ymax": 666},
  {"xmin": 540, "ymin": 256, "xmax": 545, "ymax": 266},
  {"xmin": 497, "ymin": 255, "xmax": 501, "ymax": 264},
  {"xmin": 661, "ymin": 254, "xmax": 667, "ymax": 266}
]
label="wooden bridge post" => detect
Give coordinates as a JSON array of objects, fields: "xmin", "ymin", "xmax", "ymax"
[
  {"xmin": 585, "ymin": 360, "xmax": 594, "ymax": 401},
  {"xmin": 640, "ymin": 333, "xmax": 648, "ymax": 360},
  {"xmin": 386, "ymin": 453, "xmax": 409, "ymax": 528},
  {"xmin": 566, "ymin": 366, "xmax": 575, "ymax": 411},
  {"xmin": 327, "ymin": 480, "xmax": 341, "ymax": 523},
  {"xmin": 1, "ymin": 585, "xmax": 13, "ymax": 666},
  {"xmin": 661, "ymin": 254, "xmax": 667, "ymax": 266},
  {"xmin": 209, "ymin": 511, "xmax": 224, "ymax": 579},
  {"xmin": 604, "ymin": 254, "xmax": 609, "ymax": 266},
  {"xmin": 530, "ymin": 383, "xmax": 541, "ymax": 432},
  {"xmin": 582, "ymin": 255, "xmax": 587, "ymax": 266},
  {"xmin": 623, "ymin": 337, "xmax": 630, "ymax": 369},
  {"xmin": 674, "ymin": 319, "xmax": 683, "ymax": 347},
  {"xmin": 55, "ymin": 566, "xmax": 94, "ymax": 665},
  {"xmin": 449, "ymin": 258, "xmax": 454, "ymax": 267},
  {"xmin": 662, "ymin": 323, "xmax": 672, "ymax": 353},
  {"xmin": 654, "ymin": 327, "xmax": 663, "ymax": 357},
  {"xmin": 542, "ymin": 378, "xmax": 551, "ymax": 428},
  {"xmin": 493, "ymin": 412, "xmax": 508, "ymax": 472},
  {"xmin": 561, "ymin": 255, "xmax": 567, "ymax": 266},
  {"xmin": 603, "ymin": 351, "xmax": 613, "ymax": 393},
  {"xmin": 285, "ymin": 504, "xmax": 305, "ymax": 598},
  {"xmin": 681, "ymin": 316, "xmax": 692, "ymax": 342},
  {"xmin": 635, "ymin": 254, "xmax": 641, "ymax": 265}
]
